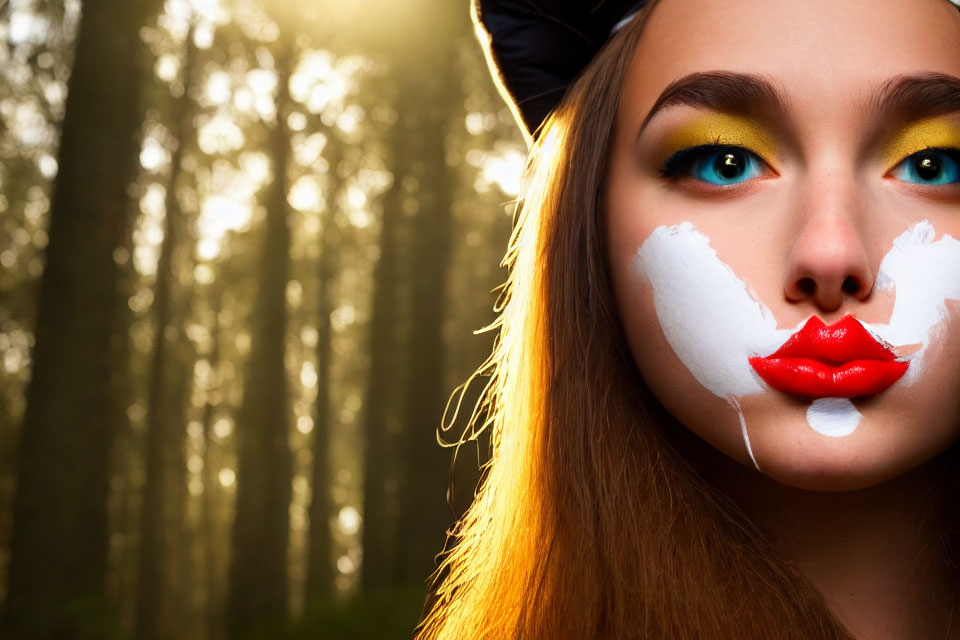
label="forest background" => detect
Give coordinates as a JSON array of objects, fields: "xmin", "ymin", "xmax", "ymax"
[{"xmin": 0, "ymin": 0, "xmax": 525, "ymax": 638}]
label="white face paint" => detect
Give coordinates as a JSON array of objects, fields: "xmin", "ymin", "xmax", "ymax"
[
  {"xmin": 632, "ymin": 220, "xmax": 960, "ymax": 466},
  {"xmin": 865, "ymin": 220, "xmax": 960, "ymax": 384},
  {"xmin": 806, "ymin": 398, "xmax": 861, "ymax": 438},
  {"xmin": 632, "ymin": 222, "xmax": 792, "ymax": 398}
]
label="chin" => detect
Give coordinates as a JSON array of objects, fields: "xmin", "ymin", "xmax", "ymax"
[
  {"xmin": 742, "ymin": 405, "xmax": 957, "ymax": 493},
  {"xmin": 759, "ymin": 453, "xmax": 908, "ymax": 493}
]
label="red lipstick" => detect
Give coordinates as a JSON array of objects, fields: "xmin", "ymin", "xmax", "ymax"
[{"xmin": 748, "ymin": 315, "xmax": 908, "ymax": 398}]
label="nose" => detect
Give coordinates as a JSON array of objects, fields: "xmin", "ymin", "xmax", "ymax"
[{"xmin": 784, "ymin": 178, "xmax": 874, "ymax": 312}]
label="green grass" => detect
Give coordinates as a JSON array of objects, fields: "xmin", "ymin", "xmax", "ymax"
[{"xmin": 284, "ymin": 585, "xmax": 428, "ymax": 640}]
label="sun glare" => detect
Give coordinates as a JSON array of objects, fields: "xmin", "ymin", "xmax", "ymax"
[
  {"xmin": 204, "ymin": 70, "xmax": 232, "ymax": 106},
  {"xmin": 213, "ymin": 417, "xmax": 234, "ymax": 439},
  {"xmin": 246, "ymin": 68, "xmax": 277, "ymax": 96},
  {"xmin": 288, "ymin": 175, "xmax": 324, "ymax": 212},
  {"xmin": 293, "ymin": 132, "xmax": 327, "ymax": 167},
  {"xmin": 296, "ymin": 415, "xmax": 314, "ymax": 435},
  {"xmin": 290, "ymin": 50, "xmax": 357, "ymax": 117},
  {"xmin": 197, "ymin": 195, "xmax": 251, "ymax": 260},
  {"xmin": 156, "ymin": 53, "xmax": 180, "ymax": 82},
  {"xmin": 140, "ymin": 137, "xmax": 170, "ymax": 171},
  {"xmin": 467, "ymin": 143, "xmax": 525, "ymax": 197},
  {"xmin": 481, "ymin": 148, "xmax": 525, "ymax": 197},
  {"xmin": 188, "ymin": 0, "xmax": 224, "ymax": 22},
  {"xmin": 218, "ymin": 467, "xmax": 236, "ymax": 488},
  {"xmin": 193, "ymin": 155, "xmax": 269, "ymax": 261},
  {"xmin": 338, "ymin": 506, "xmax": 361, "ymax": 536},
  {"xmin": 8, "ymin": 7, "xmax": 49, "ymax": 45}
]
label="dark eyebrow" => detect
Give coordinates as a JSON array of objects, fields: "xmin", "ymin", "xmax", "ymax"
[
  {"xmin": 638, "ymin": 71, "xmax": 788, "ymax": 134},
  {"xmin": 869, "ymin": 73, "xmax": 960, "ymax": 121},
  {"xmin": 636, "ymin": 72, "xmax": 960, "ymax": 142}
]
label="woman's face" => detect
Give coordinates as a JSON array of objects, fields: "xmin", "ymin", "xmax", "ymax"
[{"xmin": 605, "ymin": 0, "xmax": 960, "ymax": 490}]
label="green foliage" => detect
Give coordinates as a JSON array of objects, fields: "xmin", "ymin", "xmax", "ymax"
[
  {"xmin": 231, "ymin": 586, "xmax": 427, "ymax": 640},
  {"xmin": 296, "ymin": 586, "xmax": 426, "ymax": 640}
]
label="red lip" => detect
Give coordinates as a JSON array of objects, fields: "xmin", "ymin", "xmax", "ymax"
[{"xmin": 748, "ymin": 315, "xmax": 908, "ymax": 398}]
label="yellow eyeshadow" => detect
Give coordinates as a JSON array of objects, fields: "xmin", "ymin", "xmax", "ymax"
[
  {"xmin": 660, "ymin": 114, "xmax": 778, "ymax": 164},
  {"xmin": 884, "ymin": 118, "xmax": 960, "ymax": 167}
]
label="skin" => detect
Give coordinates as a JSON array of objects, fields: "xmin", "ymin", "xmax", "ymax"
[{"xmin": 604, "ymin": 0, "xmax": 960, "ymax": 636}]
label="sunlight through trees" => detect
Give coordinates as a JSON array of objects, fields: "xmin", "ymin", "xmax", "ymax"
[{"xmin": 0, "ymin": 0, "xmax": 526, "ymax": 637}]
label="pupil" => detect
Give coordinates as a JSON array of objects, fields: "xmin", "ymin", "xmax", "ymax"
[
  {"xmin": 916, "ymin": 154, "xmax": 941, "ymax": 181},
  {"xmin": 716, "ymin": 152, "xmax": 743, "ymax": 179}
]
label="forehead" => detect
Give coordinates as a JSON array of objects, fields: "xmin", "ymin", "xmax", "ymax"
[{"xmin": 623, "ymin": 0, "xmax": 960, "ymax": 120}]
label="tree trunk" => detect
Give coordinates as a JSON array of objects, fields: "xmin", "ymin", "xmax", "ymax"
[
  {"xmin": 397, "ymin": 43, "xmax": 460, "ymax": 585},
  {"xmin": 304, "ymin": 135, "xmax": 343, "ymax": 602},
  {"xmin": 357, "ymin": 0, "xmax": 466, "ymax": 590},
  {"xmin": 360, "ymin": 100, "xmax": 409, "ymax": 591},
  {"xmin": 2, "ymin": 0, "xmax": 159, "ymax": 637},
  {"xmin": 225, "ymin": 42, "xmax": 295, "ymax": 637},
  {"xmin": 135, "ymin": 26, "xmax": 198, "ymax": 640},
  {"xmin": 201, "ymin": 294, "xmax": 225, "ymax": 640}
]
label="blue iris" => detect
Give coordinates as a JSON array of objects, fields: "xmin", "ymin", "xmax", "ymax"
[
  {"xmin": 661, "ymin": 145, "xmax": 765, "ymax": 186},
  {"xmin": 890, "ymin": 148, "xmax": 960, "ymax": 185}
]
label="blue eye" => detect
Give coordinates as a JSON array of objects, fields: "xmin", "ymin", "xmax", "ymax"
[
  {"xmin": 890, "ymin": 148, "xmax": 960, "ymax": 185},
  {"xmin": 660, "ymin": 145, "xmax": 765, "ymax": 186}
]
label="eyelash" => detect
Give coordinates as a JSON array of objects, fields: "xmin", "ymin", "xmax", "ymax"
[
  {"xmin": 661, "ymin": 143, "xmax": 730, "ymax": 177},
  {"xmin": 658, "ymin": 143, "xmax": 767, "ymax": 184},
  {"xmin": 888, "ymin": 146, "xmax": 960, "ymax": 186},
  {"xmin": 657, "ymin": 144, "xmax": 960, "ymax": 187}
]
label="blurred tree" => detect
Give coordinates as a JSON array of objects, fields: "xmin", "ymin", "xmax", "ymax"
[
  {"xmin": 305, "ymin": 132, "xmax": 342, "ymax": 602},
  {"xmin": 225, "ymin": 35, "xmax": 295, "ymax": 638},
  {"xmin": 360, "ymin": 95, "xmax": 408, "ymax": 590},
  {"xmin": 0, "ymin": 0, "xmax": 79, "ymax": 609},
  {"xmin": 135, "ymin": 23, "xmax": 200, "ymax": 640},
  {"xmin": 200, "ymin": 292, "xmax": 226, "ymax": 640},
  {"xmin": 360, "ymin": 0, "xmax": 470, "ymax": 592},
  {"xmin": 2, "ymin": 0, "xmax": 161, "ymax": 637},
  {"xmin": 397, "ymin": 0, "xmax": 467, "ymax": 586}
]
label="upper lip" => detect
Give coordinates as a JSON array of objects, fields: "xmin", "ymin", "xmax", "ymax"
[
  {"xmin": 763, "ymin": 315, "xmax": 898, "ymax": 364},
  {"xmin": 748, "ymin": 315, "xmax": 909, "ymax": 398}
]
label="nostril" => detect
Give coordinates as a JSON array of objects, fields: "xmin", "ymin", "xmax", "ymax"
[
  {"xmin": 797, "ymin": 277, "xmax": 816, "ymax": 295},
  {"xmin": 842, "ymin": 276, "xmax": 861, "ymax": 295}
]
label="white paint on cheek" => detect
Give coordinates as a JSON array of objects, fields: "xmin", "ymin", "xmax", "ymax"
[
  {"xmin": 632, "ymin": 222, "xmax": 791, "ymax": 398},
  {"xmin": 634, "ymin": 223, "xmax": 790, "ymax": 471},
  {"xmin": 806, "ymin": 398, "xmax": 862, "ymax": 438},
  {"xmin": 864, "ymin": 220, "xmax": 960, "ymax": 383}
]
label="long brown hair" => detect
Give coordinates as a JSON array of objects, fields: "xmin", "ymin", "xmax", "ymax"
[{"xmin": 417, "ymin": 5, "xmax": 854, "ymax": 637}]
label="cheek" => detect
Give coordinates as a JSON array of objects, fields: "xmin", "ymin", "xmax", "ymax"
[
  {"xmin": 865, "ymin": 220, "xmax": 960, "ymax": 379},
  {"xmin": 610, "ymin": 266, "xmax": 664, "ymax": 375},
  {"xmin": 629, "ymin": 223, "xmax": 787, "ymax": 399},
  {"xmin": 609, "ymin": 243, "xmax": 754, "ymax": 465}
]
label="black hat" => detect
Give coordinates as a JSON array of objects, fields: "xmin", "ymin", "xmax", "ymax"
[
  {"xmin": 472, "ymin": 0, "xmax": 645, "ymax": 141},
  {"xmin": 474, "ymin": 0, "xmax": 960, "ymax": 142}
]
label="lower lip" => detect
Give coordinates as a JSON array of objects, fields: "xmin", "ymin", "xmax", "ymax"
[{"xmin": 748, "ymin": 357, "xmax": 909, "ymax": 398}]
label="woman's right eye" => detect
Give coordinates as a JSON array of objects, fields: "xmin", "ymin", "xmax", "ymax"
[
  {"xmin": 659, "ymin": 144, "xmax": 767, "ymax": 186},
  {"xmin": 888, "ymin": 147, "xmax": 960, "ymax": 186}
]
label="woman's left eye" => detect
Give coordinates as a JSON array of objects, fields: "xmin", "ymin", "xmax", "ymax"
[
  {"xmin": 889, "ymin": 148, "xmax": 960, "ymax": 185},
  {"xmin": 660, "ymin": 144, "xmax": 766, "ymax": 186}
]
